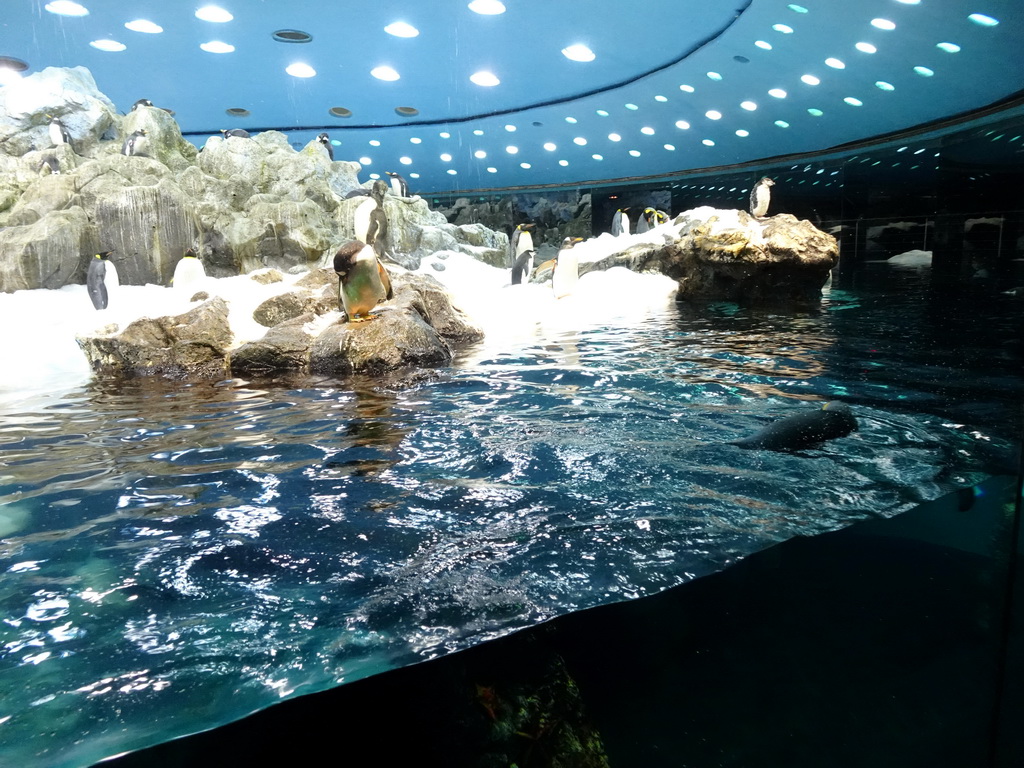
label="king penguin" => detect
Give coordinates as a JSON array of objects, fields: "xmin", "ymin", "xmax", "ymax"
[
  {"xmin": 552, "ymin": 237, "xmax": 583, "ymax": 299},
  {"xmin": 48, "ymin": 116, "xmax": 74, "ymax": 152},
  {"xmin": 333, "ymin": 240, "xmax": 393, "ymax": 321},
  {"xmin": 86, "ymin": 251, "xmax": 117, "ymax": 310},
  {"xmin": 509, "ymin": 223, "xmax": 535, "ymax": 268},
  {"xmin": 172, "ymin": 248, "xmax": 207, "ymax": 291},
  {"xmin": 354, "ymin": 179, "xmax": 390, "ymax": 260},
  {"xmin": 611, "ymin": 208, "xmax": 630, "ymax": 237},
  {"xmin": 121, "ymin": 129, "xmax": 148, "ymax": 157},
  {"xmin": 385, "ymin": 171, "xmax": 409, "ymax": 197},
  {"xmin": 316, "ymin": 133, "xmax": 334, "ymax": 161},
  {"xmin": 510, "ymin": 248, "xmax": 535, "ymax": 285},
  {"xmin": 750, "ymin": 177, "xmax": 775, "ymax": 218},
  {"xmin": 635, "ymin": 207, "xmax": 657, "ymax": 234}
]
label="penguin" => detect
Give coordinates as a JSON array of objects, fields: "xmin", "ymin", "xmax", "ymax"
[
  {"xmin": 509, "ymin": 223, "xmax": 535, "ymax": 268},
  {"xmin": 510, "ymin": 249, "xmax": 535, "ymax": 285},
  {"xmin": 385, "ymin": 171, "xmax": 409, "ymax": 197},
  {"xmin": 552, "ymin": 237, "xmax": 583, "ymax": 299},
  {"xmin": 333, "ymin": 240, "xmax": 393, "ymax": 321},
  {"xmin": 121, "ymin": 129, "xmax": 148, "ymax": 157},
  {"xmin": 354, "ymin": 179, "xmax": 390, "ymax": 260},
  {"xmin": 172, "ymin": 248, "xmax": 207, "ymax": 291},
  {"xmin": 636, "ymin": 207, "xmax": 659, "ymax": 234},
  {"xmin": 220, "ymin": 128, "xmax": 250, "ymax": 139},
  {"xmin": 48, "ymin": 116, "xmax": 74, "ymax": 151},
  {"xmin": 131, "ymin": 98, "xmax": 154, "ymax": 111},
  {"xmin": 750, "ymin": 177, "xmax": 775, "ymax": 218},
  {"xmin": 654, "ymin": 209, "xmax": 669, "ymax": 225},
  {"xmin": 611, "ymin": 208, "xmax": 630, "ymax": 237},
  {"xmin": 39, "ymin": 156, "xmax": 60, "ymax": 175},
  {"xmin": 344, "ymin": 189, "xmax": 372, "ymax": 199},
  {"xmin": 316, "ymin": 132, "xmax": 334, "ymax": 161},
  {"xmin": 86, "ymin": 251, "xmax": 116, "ymax": 310},
  {"xmin": 728, "ymin": 401, "xmax": 858, "ymax": 452}
]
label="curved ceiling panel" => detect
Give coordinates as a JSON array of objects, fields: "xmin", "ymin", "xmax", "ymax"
[{"xmin": 1, "ymin": 0, "xmax": 1021, "ymax": 193}]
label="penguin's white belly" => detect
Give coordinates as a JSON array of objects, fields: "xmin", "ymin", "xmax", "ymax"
[
  {"xmin": 752, "ymin": 187, "xmax": 770, "ymax": 217},
  {"xmin": 354, "ymin": 198, "xmax": 375, "ymax": 243},
  {"xmin": 552, "ymin": 253, "xmax": 578, "ymax": 299},
  {"xmin": 173, "ymin": 258, "xmax": 206, "ymax": 290},
  {"xmin": 103, "ymin": 261, "xmax": 120, "ymax": 292},
  {"xmin": 515, "ymin": 231, "xmax": 534, "ymax": 258}
]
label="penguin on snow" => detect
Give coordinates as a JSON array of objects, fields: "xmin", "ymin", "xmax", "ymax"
[
  {"xmin": 333, "ymin": 240, "xmax": 393, "ymax": 321},
  {"xmin": 121, "ymin": 129, "xmax": 148, "ymax": 157},
  {"xmin": 611, "ymin": 208, "xmax": 630, "ymax": 237},
  {"xmin": 510, "ymin": 249, "xmax": 535, "ymax": 285},
  {"xmin": 510, "ymin": 223, "xmax": 535, "ymax": 268},
  {"xmin": 86, "ymin": 251, "xmax": 118, "ymax": 310},
  {"xmin": 316, "ymin": 132, "xmax": 334, "ymax": 161},
  {"xmin": 385, "ymin": 171, "xmax": 409, "ymax": 197},
  {"xmin": 172, "ymin": 248, "xmax": 207, "ymax": 291},
  {"xmin": 552, "ymin": 237, "xmax": 583, "ymax": 299},
  {"xmin": 750, "ymin": 177, "xmax": 775, "ymax": 218},
  {"xmin": 48, "ymin": 116, "xmax": 74, "ymax": 152}
]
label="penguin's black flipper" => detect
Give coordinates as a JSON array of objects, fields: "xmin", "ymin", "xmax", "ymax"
[
  {"xmin": 511, "ymin": 250, "xmax": 533, "ymax": 285},
  {"xmin": 86, "ymin": 259, "xmax": 108, "ymax": 310},
  {"xmin": 377, "ymin": 261, "xmax": 394, "ymax": 301}
]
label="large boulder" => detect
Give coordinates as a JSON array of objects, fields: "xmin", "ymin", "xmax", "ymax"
[
  {"xmin": 120, "ymin": 105, "xmax": 198, "ymax": 172},
  {"xmin": 0, "ymin": 207, "xmax": 98, "ymax": 291}
]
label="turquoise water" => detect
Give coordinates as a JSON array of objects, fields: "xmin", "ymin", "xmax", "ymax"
[{"xmin": 0, "ymin": 271, "xmax": 1019, "ymax": 766}]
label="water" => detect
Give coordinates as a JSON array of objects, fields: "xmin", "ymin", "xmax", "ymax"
[{"xmin": 0, "ymin": 267, "xmax": 1019, "ymax": 766}]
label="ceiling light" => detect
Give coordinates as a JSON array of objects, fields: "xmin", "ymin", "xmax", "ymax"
[
  {"xmin": 679, "ymin": 84, "xmax": 695, "ymax": 92},
  {"xmin": 596, "ymin": 109, "xmax": 609, "ymax": 116},
  {"xmin": 937, "ymin": 42, "xmax": 961, "ymax": 53},
  {"xmin": 471, "ymin": 130, "xmax": 483, "ymax": 136},
  {"xmin": 871, "ymin": 18, "xmax": 896, "ymax": 30},
  {"xmin": 788, "ymin": 4, "xmax": 809, "ymax": 12},
  {"xmin": 200, "ymin": 41, "xmax": 234, "ymax": 53},
  {"xmin": 543, "ymin": 142, "xmax": 556, "ymax": 151},
  {"xmin": 705, "ymin": 110, "xmax": 722, "ymax": 120},
  {"xmin": 400, "ymin": 156, "xmax": 412, "ymax": 165},
  {"xmin": 608, "ymin": 133, "xmax": 621, "ymax": 141},
  {"xmin": 440, "ymin": 131, "xmax": 450, "ymax": 138},
  {"xmin": 470, "ymin": 71, "xmax": 500, "ymax": 86},
  {"xmin": 655, "ymin": 95, "xmax": 668, "ymax": 102},
  {"xmin": 702, "ymin": 139, "xmax": 715, "ymax": 146},
  {"xmin": 968, "ymin": 13, "xmax": 998, "ymax": 26},
  {"xmin": 359, "ymin": 156, "xmax": 372, "ymax": 165},
  {"xmin": 808, "ymin": 108, "xmax": 824, "ymax": 116},
  {"xmin": 825, "ymin": 57, "xmax": 845, "ymax": 69},
  {"xmin": 562, "ymin": 44, "xmax": 595, "ymax": 62},
  {"xmin": 641, "ymin": 126, "xmax": 655, "ymax": 135},
  {"xmin": 856, "ymin": 42, "xmax": 877, "ymax": 53},
  {"xmin": 775, "ymin": 120, "xmax": 790, "ymax": 127},
  {"xmin": 225, "ymin": 107, "xmax": 249, "ymax": 117},
  {"xmin": 125, "ymin": 19, "xmax": 162, "ymax": 33},
  {"xmin": 371, "ymin": 66, "xmax": 400, "ymax": 81},
  {"xmin": 410, "ymin": 137, "xmax": 422, "ymax": 143},
  {"xmin": 329, "ymin": 107, "xmax": 352, "ymax": 118},
  {"xmin": 675, "ymin": 121, "xmax": 690, "ymax": 129},
  {"xmin": 755, "ymin": 40, "xmax": 773, "ymax": 50},
  {"xmin": 447, "ymin": 169, "xmax": 457, "ymax": 175},
  {"xmin": 707, "ymin": 71, "xmax": 723, "ymax": 80},
  {"xmin": 565, "ymin": 116, "xmax": 577, "ymax": 123},
  {"xmin": 558, "ymin": 160, "xmax": 568, "ymax": 166},
  {"xmin": 468, "ymin": 1, "xmax": 506, "ymax": 15},
  {"xmin": 487, "ymin": 167, "xmax": 497, "ymax": 173},
  {"xmin": 664, "ymin": 144, "xmax": 675, "ymax": 151},
  {"xmin": 740, "ymin": 100, "xmax": 758, "ymax": 109},
  {"xmin": 384, "ymin": 22, "xmax": 419, "ymax": 37},
  {"xmin": 875, "ymin": 81, "xmax": 895, "ymax": 90},
  {"xmin": 440, "ymin": 153, "xmax": 452, "ymax": 161},
  {"xmin": 914, "ymin": 66, "xmax": 934, "ymax": 77},
  {"xmin": 505, "ymin": 146, "xmax": 518, "ymax": 154},
  {"xmin": 45, "ymin": 1, "xmax": 88, "ymax": 15},
  {"xmin": 844, "ymin": 97, "xmax": 863, "ymax": 106},
  {"xmin": 800, "ymin": 75, "xmax": 819, "ymax": 85},
  {"xmin": 520, "ymin": 162, "xmax": 531, "ymax": 169},
  {"xmin": 773, "ymin": 24, "xmax": 794, "ymax": 33},
  {"xmin": 273, "ymin": 30, "xmax": 313, "ymax": 43},
  {"xmin": 625, "ymin": 103, "xmax": 639, "ymax": 110},
  {"xmin": 504, "ymin": 124, "xmax": 516, "ymax": 132},
  {"xmin": 736, "ymin": 129, "xmax": 750, "ymax": 137},
  {"xmin": 369, "ymin": 140, "xmax": 380, "ymax": 146},
  {"xmin": 628, "ymin": 150, "xmax": 640, "ymax": 157},
  {"xmin": 573, "ymin": 137, "xmax": 587, "ymax": 145},
  {"xmin": 286, "ymin": 63, "xmax": 316, "ymax": 78},
  {"xmin": 196, "ymin": 6, "xmax": 232, "ymax": 22},
  {"xmin": 474, "ymin": 150, "xmax": 486, "ymax": 158},
  {"xmin": 769, "ymin": 88, "xmax": 787, "ymax": 98},
  {"xmin": 592, "ymin": 154, "xmax": 603, "ymax": 161},
  {"xmin": 90, "ymin": 40, "xmax": 126, "ymax": 52}
]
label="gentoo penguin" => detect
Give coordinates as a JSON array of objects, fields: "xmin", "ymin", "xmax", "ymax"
[
  {"xmin": 172, "ymin": 248, "xmax": 207, "ymax": 291},
  {"xmin": 729, "ymin": 401, "xmax": 857, "ymax": 452},
  {"xmin": 121, "ymin": 129, "xmax": 148, "ymax": 157},
  {"xmin": 131, "ymin": 98, "xmax": 154, "ymax": 111},
  {"xmin": 552, "ymin": 237, "xmax": 583, "ymax": 299},
  {"xmin": 48, "ymin": 116, "xmax": 74, "ymax": 151},
  {"xmin": 344, "ymin": 189, "xmax": 371, "ymax": 199},
  {"xmin": 750, "ymin": 177, "xmax": 775, "ymax": 218},
  {"xmin": 510, "ymin": 248, "xmax": 535, "ymax": 285},
  {"xmin": 611, "ymin": 208, "xmax": 630, "ymax": 237},
  {"xmin": 39, "ymin": 156, "xmax": 60, "ymax": 175},
  {"xmin": 509, "ymin": 223, "xmax": 535, "ymax": 267},
  {"xmin": 220, "ymin": 128, "xmax": 250, "ymax": 139},
  {"xmin": 316, "ymin": 132, "xmax": 334, "ymax": 161},
  {"xmin": 333, "ymin": 240, "xmax": 393, "ymax": 320},
  {"xmin": 385, "ymin": 170, "xmax": 409, "ymax": 197},
  {"xmin": 86, "ymin": 251, "xmax": 117, "ymax": 310},
  {"xmin": 354, "ymin": 179, "xmax": 390, "ymax": 260}
]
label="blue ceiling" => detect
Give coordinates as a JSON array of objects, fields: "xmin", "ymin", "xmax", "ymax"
[{"xmin": 1, "ymin": 0, "xmax": 1021, "ymax": 193}]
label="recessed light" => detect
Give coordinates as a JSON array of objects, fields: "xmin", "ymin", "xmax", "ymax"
[
  {"xmin": 45, "ymin": 1, "xmax": 88, "ymax": 16},
  {"xmin": 706, "ymin": 71, "xmax": 723, "ymax": 80},
  {"xmin": 394, "ymin": 106, "xmax": 418, "ymax": 117},
  {"xmin": 384, "ymin": 22, "xmax": 419, "ymax": 37},
  {"xmin": 200, "ymin": 41, "xmax": 234, "ymax": 53},
  {"xmin": 359, "ymin": 156, "xmax": 372, "ymax": 165},
  {"xmin": 468, "ymin": 0, "xmax": 506, "ymax": 15},
  {"xmin": 844, "ymin": 97, "xmax": 863, "ymax": 106},
  {"xmin": 225, "ymin": 107, "xmax": 249, "ymax": 117},
  {"xmin": 440, "ymin": 153, "xmax": 452, "ymax": 162},
  {"xmin": 679, "ymin": 84, "xmax": 695, "ymax": 92},
  {"xmin": 734, "ymin": 55, "xmax": 750, "ymax": 64},
  {"xmin": 968, "ymin": 13, "xmax": 999, "ymax": 26},
  {"xmin": 125, "ymin": 20, "xmax": 162, "ymax": 33},
  {"xmin": 702, "ymin": 139, "xmax": 715, "ymax": 146},
  {"xmin": 655, "ymin": 95, "xmax": 668, "ymax": 102},
  {"xmin": 565, "ymin": 117, "xmax": 577, "ymax": 123},
  {"xmin": 664, "ymin": 144, "xmax": 675, "ymax": 151},
  {"xmin": 913, "ymin": 66, "xmax": 934, "ymax": 77},
  {"xmin": 608, "ymin": 133, "xmax": 621, "ymax": 141},
  {"xmin": 504, "ymin": 124, "xmax": 516, "ymax": 132},
  {"xmin": 410, "ymin": 137, "xmax": 422, "ymax": 143},
  {"xmin": 196, "ymin": 6, "xmax": 232, "ymax": 22},
  {"xmin": 788, "ymin": 4, "xmax": 809, "ymax": 12},
  {"xmin": 400, "ymin": 156, "xmax": 412, "ymax": 165},
  {"xmin": 447, "ymin": 169, "xmax": 457, "ymax": 175},
  {"xmin": 775, "ymin": 120, "xmax": 790, "ymax": 127},
  {"xmin": 800, "ymin": 75, "xmax": 819, "ymax": 85},
  {"xmin": 625, "ymin": 103, "xmax": 639, "ymax": 110},
  {"xmin": 573, "ymin": 137, "xmax": 587, "ymax": 145},
  {"xmin": 592, "ymin": 154, "xmax": 603, "ymax": 160},
  {"xmin": 90, "ymin": 39, "xmax": 126, "ymax": 52},
  {"xmin": 562, "ymin": 44, "xmax": 595, "ymax": 62},
  {"xmin": 472, "ymin": 130, "xmax": 483, "ymax": 136},
  {"xmin": 273, "ymin": 29, "xmax": 313, "ymax": 43},
  {"xmin": 440, "ymin": 132, "xmax": 451, "ymax": 138},
  {"xmin": 641, "ymin": 126, "xmax": 655, "ymax": 135},
  {"xmin": 705, "ymin": 110, "xmax": 722, "ymax": 120},
  {"xmin": 558, "ymin": 160, "xmax": 569, "ymax": 166},
  {"xmin": 870, "ymin": 18, "xmax": 896, "ymax": 30},
  {"xmin": 371, "ymin": 66, "xmax": 400, "ymax": 81},
  {"xmin": 937, "ymin": 42, "xmax": 961, "ymax": 53},
  {"xmin": 773, "ymin": 24, "xmax": 794, "ymax": 33},
  {"xmin": 368, "ymin": 140, "xmax": 380, "ymax": 147},
  {"xmin": 286, "ymin": 62, "xmax": 316, "ymax": 78},
  {"xmin": 474, "ymin": 150, "xmax": 487, "ymax": 158},
  {"xmin": 596, "ymin": 109, "xmax": 609, "ymax": 116},
  {"xmin": 736, "ymin": 129, "xmax": 750, "ymax": 137},
  {"xmin": 825, "ymin": 57, "xmax": 845, "ymax": 69},
  {"xmin": 769, "ymin": 88, "xmax": 787, "ymax": 98},
  {"xmin": 520, "ymin": 162, "xmax": 531, "ymax": 169},
  {"xmin": 487, "ymin": 167, "xmax": 497, "ymax": 173},
  {"xmin": 369, "ymin": 173, "xmax": 380, "ymax": 179},
  {"xmin": 329, "ymin": 107, "xmax": 353, "ymax": 118},
  {"xmin": 740, "ymin": 100, "xmax": 758, "ymax": 110},
  {"xmin": 470, "ymin": 71, "xmax": 500, "ymax": 86},
  {"xmin": 856, "ymin": 42, "xmax": 877, "ymax": 53},
  {"xmin": 808, "ymin": 108, "xmax": 824, "ymax": 116},
  {"xmin": 543, "ymin": 142, "xmax": 556, "ymax": 151},
  {"xmin": 675, "ymin": 121, "xmax": 690, "ymax": 129},
  {"xmin": 875, "ymin": 81, "xmax": 895, "ymax": 91},
  {"xmin": 755, "ymin": 40, "xmax": 773, "ymax": 50},
  {"xmin": 505, "ymin": 146, "xmax": 518, "ymax": 154}
]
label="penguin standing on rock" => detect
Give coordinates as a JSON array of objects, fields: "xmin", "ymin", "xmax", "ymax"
[
  {"xmin": 220, "ymin": 128, "xmax": 250, "ymax": 139},
  {"xmin": 172, "ymin": 248, "xmax": 207, "ymax": 291},
  {"xmin": 48, "ymin": 116, "xmax": 74, "ymax": 152},
  {"xmin": 86, "ymin": 251, "xmax": 117, "ymax": 310},
  {"xmin": 552, "ymin": 237, "xmax": 584, "ymax": 299},
  {"xmin": 611, "ymin": 208, "xmax": 630, "ymax": 237},
  {"xmin": 39, "ymin": 156, "xmax": 60, "ymax": 175},
  {"xmin": 121, "ymin": 129, "xmax": 148, "ymax": 157},
  {"xmin": 316, "ymin": 132, "xmax": 334, "ymax": 161},
  {"xmin": 131, "ymin": 98, "xmax": 154, "ymax": 111},
  {"xmin": 354, "ymin": 179, "xmax": 390, "ymax": 260},
  {"xmin": 750, "ymin": 177, "xmax": 775, "ymax": 218},
  {"xmin": 333, "ymin": 241, "xmax": 393, "ymax": 321},
  {"xmin": 385, "ymin": 171, "xmax": 409, "ymax": 197}
]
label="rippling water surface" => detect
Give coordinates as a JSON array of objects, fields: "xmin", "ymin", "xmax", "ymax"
[{"xmin": 0, "ymin": 271, "xmax": 1019, "ymax": 766}]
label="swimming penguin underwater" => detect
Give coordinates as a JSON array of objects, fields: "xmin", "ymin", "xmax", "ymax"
[
  {"xmin": 172, "ymin": 248, "xmax": 207, "ymax": 291},
  {"xmin": 121, "ymin": 129, "xmax": 148, "ymax": 157},
  {"xmin": 86, "ymin": 251, "xmax": 117, "ymax": 310},
  {"xmin": 510, "ymin": 248, "xmax": 535, "ymax": 285},
  {"xmin": 316, "ymin": 132, "xmax": 334, "ymax": 161},
  {"xmin": 333, "ymin": 240, "xmax": 394, "ymax": 321},
  {"xmin": 552, "ymin": 237, "xmax": 584, "ymax": 299},
  {"xmin": 611, "ymin": 208, "xmax": 630, "ymax": 236},
  {"xmin": 750, "ymin": 177, "xmax": 775, "ymax": 218},
  {"xmin": 729, "ymin": 401, "xmax": 858, "ymax": 451},
  {"xmin": 385, "ymin": 170, "xmax": 409, "ymax": 197},
  {"xmin": 47, "ymin": 116, "xmax": 74, "ymax": 152}
]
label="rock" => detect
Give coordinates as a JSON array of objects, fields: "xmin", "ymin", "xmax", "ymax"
[
  {"xmin": 120, "ymin": 105, "xmax": 197, "ymax": 171},
  {"xmin": 230, "ymin": 313, "xmax": 319, "ymax": 376},
  {"xmin": 249, "ymin": 268, "xmax": 285, "ymax": 284},
  {"xmin": 0, "ymin": 207, "xmax": 98, "ymax": 291},
  {"xmin": 76, "ymin": 297, "xmax": 233, "ymax": 378},
  {"xmin": 390, "ymin": 273, "xmax": 483, "ymax": 343},
  {"xmin": 252, "ymin": 290, "xmax": 334, "ymax": 327},
  {"xmin": 190, "ymin": 291, "xmax": 210, "ymax": 302}
]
